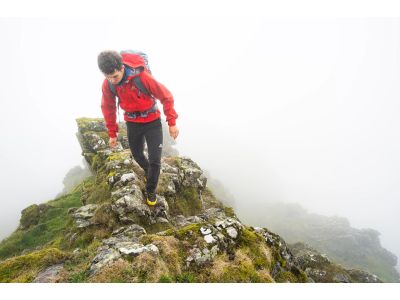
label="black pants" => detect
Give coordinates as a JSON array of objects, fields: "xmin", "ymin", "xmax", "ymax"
[{"xmin": 126, "ymin": 118, "xmax": 163, "ymax": 193}]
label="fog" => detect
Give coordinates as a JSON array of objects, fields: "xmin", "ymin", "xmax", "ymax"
[{"xmin": 0, "ymin": 18, "xmax": 399, "ymax": 268}]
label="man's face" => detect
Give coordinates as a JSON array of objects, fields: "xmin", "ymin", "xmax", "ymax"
[{"xmin": 104, "ymin": 65, "xmax": 125, "ymax": 85}]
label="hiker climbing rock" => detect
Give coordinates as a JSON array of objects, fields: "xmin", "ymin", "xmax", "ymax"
[{"xmin": 98, "ymin": 50, "xmax": 179, "ymax": 206}]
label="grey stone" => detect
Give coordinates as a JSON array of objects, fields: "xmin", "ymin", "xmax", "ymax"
[
  {"xmin": 226, "ymin": 226, "xmax": 238, "ymax": 239},
  {"xmin": 333, "ymin": 273, "xmax": 351, "ymax": 283},
  {"xmin": 88, "ymin": 247, "xmax": 121, "ymax": 275},
  {"xmin": 33, "ymin": 263, "xmax": 64, "ymax": 283},
  {"xmin": 73, "ymin": 204, "xmax": 98, "ymax": 219},
  {"xmin": 120, "ymin": 172, "xmax": 136, "ymax": 183},
  {"xmin": 204, "ymin": 234, "xmax": 217, "ymax": 244},
  {"xmin": 118, "ymin": 243, "xmax": 159, "ymax": 256},
  {"xmin": 200, "ymin": 226, "xmax": 212, "ymax": 235}
]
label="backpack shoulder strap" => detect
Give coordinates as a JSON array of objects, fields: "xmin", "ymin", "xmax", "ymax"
[
  {"xmin": 108, "ymin": 80, "xmax": 117, "ymax": 96},
  {"xmin": 133, "ymin": 75, "xmax": 151, "ymax": 97},
  {"xmin": 108, "ymin": 81, "xmax": 120, "ymax": 108}
]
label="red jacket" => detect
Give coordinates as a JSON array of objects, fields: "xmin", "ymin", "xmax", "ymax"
[{"xmin": 101, "ymin": 55, "xmax": 178, "ymax": 138}]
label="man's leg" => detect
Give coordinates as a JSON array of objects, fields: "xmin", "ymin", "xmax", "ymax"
[
  {"xmin": 126, "ymin": 122, "xmax": 149, "ymax": 177},
  {"xmin": 143, "ymin": 120, "xmax": 163, "ymax": 193}
]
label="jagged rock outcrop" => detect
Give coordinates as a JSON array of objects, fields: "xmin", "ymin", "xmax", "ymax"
[{"xmin": 290, "ymin": 242, "xmax": 382, "ymax": 283}]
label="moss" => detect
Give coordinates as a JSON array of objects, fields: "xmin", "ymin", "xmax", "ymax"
[
  {"xmin": 92, "ymin": 202, "xmax": 119, "ymax": 230},
  {"xmin": 0, "ymin": 248, "xmax": 68, "ymax": 283},
  {"xmin": 139, "ymin": 235, "xmax": 182, "ymax": 276},
  {"xmin": 87, "ymin": 259, "xmax": 138, "ymax": 283},
  {"xmin": 169, "ymin": 186, "xmax": 203, "ymax": 216},
  {"xmin": 159, "ymin": 274, "xmax": 173, "ymax": 283},
  {"xmin": 108, "ymin": 170, "xmax": 117, "ymax": 178},
  {"xmin": 91, "ymin": 154, "xmax": 103, "ymax": 171},
  {"xmin": 275, "ymin": 271, "xmax": 299, "ymax": 283},
  {"xmin": 239, "ymin": 227, "xmax": 263, "ymax": 246},
  {"xmin": 70, "ymin": 227, "xmax": 111, "ymax": 250},
  {"xmin": 219, "ymin": 263, "xmax": 263, "ymax": 283},
  {"xmin": 19, "ymin": 204, "xmax": 42, "ymax": 229},
  {"xmin": 68, "ymin": 270, "xmax": 87, "ymax": 283},
  {"xmin": 174, "ymin": 223, "xmax": 203, "ymax": 241},
  {"xmin": 235, "ymin": 227, "xmax": 272, "ymax": 272},
  {"xmin": 76, "ymin": 117, "xmax": 105, "ymax": 132},
  {"xmin": 59, "ymin": 239, "xmax": 102, "ymax": 283},
  {"xmin": 223, "ymin": 206, "xmax": 236, "ymax": 218},
  {"xmin": 79, "ymin": 174, "xmax": 111, "ymax": 205},
  {"xmin": 175, "ymin": 272, "xmax": 198, "ymax": 283},
  {"xmin": 106, "ymin": 151, "xmax": 130, "ymax": 162},
  {"xmin": 296, "ymin": 269, "xmax": 308, "ymax": 283},
  {"xmin": 207, "ymin": 251, "xmax": 272, "ymax": 283},
  {"xmin": 0, "ymin": 192, "xmax": 81, "ymax": 260}
]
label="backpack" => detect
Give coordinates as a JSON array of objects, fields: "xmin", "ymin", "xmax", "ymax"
[{"xmin": 108, "ymin": 50, "xmax": 158, "ymax": 120}]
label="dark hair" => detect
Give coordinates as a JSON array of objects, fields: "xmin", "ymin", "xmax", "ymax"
[{"xmin": 97, "ymin": 50, "xmax": 123, "ymax": 74}]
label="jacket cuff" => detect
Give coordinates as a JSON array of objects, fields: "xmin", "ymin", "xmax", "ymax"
[
  {"xmin": 168, "ymin": 119, "xmax": 176, "ymax": 127},
  {"xmin": 109, "ymin": 131, "xmax": 117, "ymax": 138}
]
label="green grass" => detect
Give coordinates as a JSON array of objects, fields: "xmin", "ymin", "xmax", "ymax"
[
  {"xmin": 0, "ymin": 247, "xmax": 68, "ymax": 282},
  {"xmin": 0, "ymin": 191, "xmax": 81, "ymax": 260}
]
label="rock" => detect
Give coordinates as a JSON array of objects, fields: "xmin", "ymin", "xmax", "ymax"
[
  {"xmin": 179, "ymin": 157, "xmax": 207, "ymax": 190},
  {"xmin": 105, "ymin": 224, "xmax": 147, "ymax": 246},
  {"xmin": 111, "ymin": 185, "xmax": 151, "ymax": 223},
  {"xmin": 204, "ymin": 234, "xmax": 217, "ymax": 244},
  {"xmin": 173, "ymin": 215, "xmax": 204, "ymax": 227},
  {"xmin": 33, "ymin": 263, "xmax": 64, "ymax": 283},
  {"xmin": 200, "ymin": 226, "xmax": 212, "ymax": 235},
  {"xmin": 88, "ymin": 247, "xmax": 121, "ymax": 275},
  {"xmin": 346, "ymin": 269, "xmax": 382, "ymax": 283},
  {"xmin": 156, "ymin": 217, "xmax": 170, "ymax": 223},
  {"xmin": 118, "ymin": 243, "xmax": 159, "ymax": 256},
  {"xmin": 333, "ymin": 273, "xmax": 351, "ymax": 283},
  {"xmin": 73, "ymin": 204, "xmax": 98, "ymax": 219},
  {"xmin": 121, "ymin": 224, "xmax": 147, "ymax": 238},
  {"xmin": 215, "ymin": 218, "xmax": 242, "ymax": 229},
  {"xmin": 76, "ymin": 119, "xmax": 107, "ymax": 133},
  {"xmin": 161, "ymin": 162, "xmax": 179, "ymax": 174},
  {"xmin": 19, "ymin": 203, "xmax": 50, "ymax": 230},
  {"xmin": 152, "ymin": 194, "xmax": 169, "ymax": 217},
  {"xmin": 80, "ymin": 132, "xmax": 108, "ymax": 152},
  {"xmin": 186, "ymin": 216, "xmax": 204, "ymax": 223},
  {"xmin": 72, "ymin": 204, "xmax": 99, "ymax": 228},
  {"xmin": 199, "ymin": 207, "xmax": 227, "ymax": 221},
  {"xmin": 186, "ymin": 245, "xmax": 219, "ymax": 267},
  {"xmin": 226, "ymin": 226, "xmax": 238, "ymax": 239},
  {"xmin": 118, "ymin": 172, "xmax": 137, "ymax": 184},
  {"xmin": 67, "ymin": 207, "xmax": 78, "ymax": 214}
]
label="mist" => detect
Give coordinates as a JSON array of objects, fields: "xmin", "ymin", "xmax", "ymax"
[{"xmin": 0, "ymin": 18, "xmax": 399, "ymax": 269}]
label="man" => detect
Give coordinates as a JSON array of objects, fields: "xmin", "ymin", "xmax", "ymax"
[{"xmin": 98, "ymin": 50, "xmax": 179, "ymax": 206}]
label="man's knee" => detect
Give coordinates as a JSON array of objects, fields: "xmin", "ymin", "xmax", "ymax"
[
  {"xmin": 148, "ymin": 159, "xmax": 161, "ymax": 167},
  {"xmin": 131, "ymin": 150, "xmax": 147, "ymax": 162}
]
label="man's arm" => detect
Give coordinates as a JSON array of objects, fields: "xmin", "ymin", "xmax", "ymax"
[
  {"xmin": 139, "ymin": 71, "xmax": 178, "ymax": 127},
  {"xmin": 101, "ymin": 79, "xmax": 119, "ymax": 138}
]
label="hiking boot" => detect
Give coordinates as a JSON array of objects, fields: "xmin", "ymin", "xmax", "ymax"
[{"xmin": 146, "ymin": 190, "xmax": 157, "ymax": 206}]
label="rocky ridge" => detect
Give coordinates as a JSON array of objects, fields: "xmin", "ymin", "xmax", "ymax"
[{"xmin": 0, "ymin": 118, "xmax": 382, "ymax": 283}]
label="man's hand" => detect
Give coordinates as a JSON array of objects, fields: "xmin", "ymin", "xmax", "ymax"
[
  {"xmin": 109, "ymin": 137, "xmax": 118, "ymax": 148},
  {"xmin": 169, "ymin": 125, "xmax": 179, "ymax": 140}
]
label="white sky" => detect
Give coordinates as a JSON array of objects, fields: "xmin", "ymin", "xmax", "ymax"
[{"xmin": 0, "ymin": 4, "xmax": 399, "ymax": 272}]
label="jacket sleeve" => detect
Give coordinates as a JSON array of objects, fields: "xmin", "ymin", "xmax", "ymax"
[
  {"xmin": 101, "ymin": 79, "xmax": 119, "ymax": 138},
  {"xmin": 139, "ymin": 71, "xmax": 178, "ymax": 127}
]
